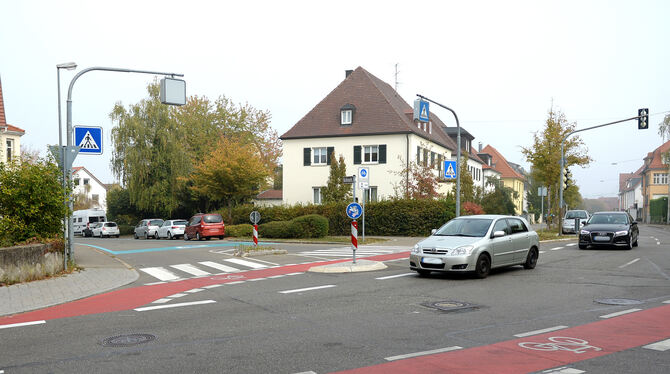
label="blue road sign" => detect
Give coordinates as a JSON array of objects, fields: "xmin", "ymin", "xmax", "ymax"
[
  {"xmin": 346, "ymin": 202, "xmax": 363, "ymax": 220},
  {"xmin": 418, "ymin": 100, "xmax": 430, "ymax": 122},
  {"xmin": 444, "ymin": 160, "xmax": 457, "ymax": 179},
  {"xmin": 74, "ymin": 126, "xmax": 103, "ymax": 155}
]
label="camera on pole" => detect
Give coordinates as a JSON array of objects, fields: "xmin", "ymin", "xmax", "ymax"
[{"xmin": 638, "ymin": 108, "xmax": 649, "ymax": 130}]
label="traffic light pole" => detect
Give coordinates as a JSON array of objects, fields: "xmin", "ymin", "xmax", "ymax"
[{"xmin": 559, "ymin": 114, "xmax": 645, "ymax": 233}]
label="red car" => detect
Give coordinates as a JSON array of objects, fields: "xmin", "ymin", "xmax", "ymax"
[{"xmin": 184, "ymin": 213, "xmax": 225, "ymax": 241}]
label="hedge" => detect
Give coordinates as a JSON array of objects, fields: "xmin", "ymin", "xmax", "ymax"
[
  {"xmin": 258, "ymin": 215, "xmax": 329, "ymax": 239},
  {"xmin": 225, "ymin": 224, "xmax": 254, "ymax": 238},
  {"xmin": 221, "ymin": 197, "xmax": 455, "ymax": 237}
]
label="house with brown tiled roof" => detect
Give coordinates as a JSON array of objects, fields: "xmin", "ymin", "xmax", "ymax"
[
  {"xmin": 639, "ymin": 140, "xmax": 670, "ymax": 222},
  {"xmin": 442, "ymin": 127, "xmax": 488, "ymax": 191},
  {"xmin": 480, "ymin": 145, "xmax": 525, "ymax": 215},
  {"xmin": 618, "ymin": 167, "xmax": 642, "ymax": 221},
  {"xmin": 0, "ymin": 77, "xmax": 25, "ymax": 164},
  {"xmin": 253, "ymin": 189, "xmax": 283, "ymax": 207},
  {"xmin": 72, "ymin": 166, "xmax": 109, "ymax": 210},
  {"xmin": 280, "ymin": 67, "xmax": 459, "ymax": 204}
]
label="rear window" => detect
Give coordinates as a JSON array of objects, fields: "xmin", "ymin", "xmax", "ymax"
[
  {"xmin": 89, "ymin": 216, "xmax": 106, "ymax": 223},
  {"xmin": 104, "ymin": 222, "xmax": 118, "ymax": 227},
  {"xmin": 174, "ymin": 220, "xmax": 188, "ymax": 226},
  {"xmin": 150, "ymin": 219, "xmax": 164, "ymax": 226},
  {"xmin": 203, "ymin": 214, "xmax": 223, "ymax": 223}
]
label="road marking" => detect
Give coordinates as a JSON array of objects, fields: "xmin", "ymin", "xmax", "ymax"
[
  {"xmin": 135, "ymin": 300, "xmax": 216, "ymax": 312},
  {"xmin": 618, "ymin": 258, "xmax": 640, "ymax": 268},
  {"xmin": 268, "ymin": 275, "xmax": 286, "ymax": 279},
  {"xmin": 224, "ymin": 258, "xmax": 268, "ymax": 269},
  {"xmin": 664, "ymin": 300, "xmax": 670, "ymax": 304},
  {"xmin": 246, "ymin": 257, "xmax": 280, "ymax": 266},
  {"xmin": 376, "ymin": 273, "xmax": 416, "ymax": 280},
  {"xmin": 286, "ymin": 272, "xmax": 306, "ymax": 276},
  {"xmin": 385, "ymin": 346, "xmax": 462, "ymax": 361},
  {"xmin": 0, "ymin": 320, "xmax": 46, "ymax": 329},
  {"xmin": 186, "ymin": 288, "xmax": 204, "ymax": 293},
  {"xmin": 140, "ymin": 267, "xmax": 180, "ymax": 281},
  {"xmin": 171, "ymin": 264, "xmax": 211, "ymax": 277},
  {"xmin": 539, "ymin": 250, "xmax": 546, "ymax": 254},
  {"xmin": 643, "ymin": 338, "xmax": 670, "ymax": 351},
  {"xmin": 151, "ymin": 298, "xmax": 172, "ymax": 304},
  {"xmin": 542, "ymin": 367, "xmax": 585, "ymax": 374},
  {"xmin": 599, "ymin": 308, "xmax": 643, "ymax": 319},
  {"xmin": 168, "ymin": 293, "xmax": 187, "ymax": 298},
  {"xmin": 248, "ymin": 278, "xmax": 266, "ymax": 281},
  {"xmin": 566, "ymin": 243, "xmax": 577, "ymax": 247},
  {"xmin": 144, "ymin": 281, "xmax": 167, "ymax": 286},
  {"xmin": 227, "ymin": 281, "xmax": 246, "ymax": 285},
  {"xmin": 550, "ymin": 247, "xmax": 563, "ymax": 251},
  {"xmin": 203, "ymin": 284, "xmax": 223, "ymax": 289},
  {"xmin": 514, "ymin": 325, "xmax": 569, "ymax": 337},
  {"xmin": 279, "ymin": 285, "xmax": 336, "ymax": 294},
  {"xmin": 292, "ymin": 371, "xmax": 317, "ymax": 374},
  {"xmin": 198, "ymin": 261, "xmax": 239, "ymax": 273}
]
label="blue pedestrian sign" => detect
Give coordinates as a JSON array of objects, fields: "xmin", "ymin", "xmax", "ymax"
[
  {"xmin": 444, "ymin": 160, "xmax": 457, "ymax": 179},
  {"xmin": 346, "ymin": 202, "xmax": 363, "ymax": 220},
  {"xmin": 413, "ymin": 99, "xmax": 430, "ymax": 122},
  {"xmin": 74, "ymin": 126, "xmax": 103, "ymax": 155}
]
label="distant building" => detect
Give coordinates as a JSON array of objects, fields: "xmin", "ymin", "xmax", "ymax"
[
  {"xmin": 72, "ymin": 166, "xmax": 109, "ymax": 210},
  {"xmin": 0, "ymin": 77, "xmax": 25, "ymax": 165},
  {"xmin": 480, "ymin": 145, "xmax": 526, "ymax": 215},
  {"xmin": 253, "ymin": 189, "xmax": 283, "ymax": 207},
  {"xmin": 618, "ymin": 167, "xmax": 643, "ymax": 221},
  {"xmin": 638, "ymin": 140, "xmax": 670, "ymax": 222}
]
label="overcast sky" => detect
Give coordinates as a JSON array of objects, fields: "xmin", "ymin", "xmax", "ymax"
[{"xmin": 1, "ymin": 0, "xmax": 668, "ymax": 199}]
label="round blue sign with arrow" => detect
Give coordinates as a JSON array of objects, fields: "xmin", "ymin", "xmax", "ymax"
[{"xmin": 346, "ymin": 202, "xmax": 363, "ymax": 220}]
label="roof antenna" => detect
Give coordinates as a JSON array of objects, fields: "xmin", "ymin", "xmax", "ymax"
[{"xmin": 394, "ymin": 63, "xmax": 400, "ymax": 93}]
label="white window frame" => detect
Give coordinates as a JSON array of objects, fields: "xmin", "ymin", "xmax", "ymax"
[
  {"xmin": 313, "ymin": 147, "xmax": 328, "ymax": 165},
  {"xmin": 363, "ymin": 186, "xmax": 378, "ymax": 202},
  {"xmin": 6, "ymin": 139, "xmax": 13, "ymax": 162},
  {"xmin": 313, "ymin": 187, "xmax": 322, "ymax": 204},
  {"xmin": 653, "ymin": 173, "xmax": 668, "ymax": 185},
  {"xmin": 341, "ymin": 110, "xmax": 352, "ymax": 125},
  {"xmin": 363, "ymin": 145, "xmax": 379, "ymax": 164}
]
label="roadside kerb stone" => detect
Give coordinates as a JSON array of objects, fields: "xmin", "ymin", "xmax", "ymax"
[{"xmin": 308, "ymin": 259, "xmax": 387, "ymax": 273}]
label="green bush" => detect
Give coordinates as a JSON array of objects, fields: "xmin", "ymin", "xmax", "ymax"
[
  {"xmin": 118, "ymin": 224, "xmax": 135, "ymax": 236},
  {"xmin": 650, "ymin": 197, "xmax": 667, "ymax": 224},
  {"xmin": 259, "ymin": 220, "xmax": 298, "ymax": 238},
  {"xmin": 290, "ymin": 214, "xmax": 329, "ymax": 238},
  {"xmin": 226, "ymin": 224, "xmax": 254, "ymax": 237}
]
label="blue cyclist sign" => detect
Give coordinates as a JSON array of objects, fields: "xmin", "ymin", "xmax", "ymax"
[{"xmin": 346, "ymin": 202, "xmax": 363, "ymax": 220}]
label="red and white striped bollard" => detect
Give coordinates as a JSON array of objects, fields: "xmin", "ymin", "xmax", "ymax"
[
  {"xmin": 351, "ymin": 220, "xmax": 358, "ymax": 263},
  {"xmin": 253, "ymin": 224, "xmax": 258, "ymax": 246}
]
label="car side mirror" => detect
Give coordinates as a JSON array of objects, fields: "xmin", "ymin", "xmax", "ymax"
[
  {"xmin": 431, "ymin": 229, "xmax": 437, "ymax": 235},
  {"xmin": 492, "ymin": 230, "xmax": 506, "ymax": 238}
]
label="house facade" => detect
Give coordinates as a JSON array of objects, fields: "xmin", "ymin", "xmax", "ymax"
[
  {"xmin": 618, "ymin": 170, "xmax": 642, "ymax": 221},
  {"xmin": 480, "ymin": 145, "xmax": 525, "ymax": 215},
  {"xmin": 72, "ymin": 166, "xmax": 109, "ymax": 210},
  {"xmin": 639, "ymin": 140, "xmax": 670, "ymax": 222},
  {"xmin": 280, "ymin": 67, "xmax": 459, "ymax": 205},
  {"xmin": 0, "ymin": 78, "xmax": 25, "ymax": 165},
  {"xmin": 442, "ymin": 127, "xmax": 487, "ymax": 191}
]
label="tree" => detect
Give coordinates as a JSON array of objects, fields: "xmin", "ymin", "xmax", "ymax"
[
  {"xmin": 521, "ymin": 107, "xmax": 591, "ymax": 225},
  {"xmin": 189, "ymin": 136, "xmax": 269, "ymax": 212},
  {"xmin": 481, "ymin": 179, "xmax": 517, "ymax": 215},
  {"xmin": 321, "ymin": 153, "xmax": 351, "ymax": 203},
  {"xmin": 391, "ymin": 155, "xmax": 442, "ymax": 199},
  {"xmin": 458, "ymin": 153, "xmax": 475, "ymax": 207}
]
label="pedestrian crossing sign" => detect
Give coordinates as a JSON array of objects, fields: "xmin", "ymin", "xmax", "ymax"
[
  {"xmin": 74, "ymin": 126, "xmax": 103, "ymax": 155},
  {"xmin": 444, "ymin": 160, "xmax": 457, "ymax": 179}
]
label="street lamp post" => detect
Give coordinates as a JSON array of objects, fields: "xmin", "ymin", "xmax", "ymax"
[
  {"xmin": 63, "ymin": 67, "xmax": 185, "ymax": 260},
  {"xmin": 56, "ymin": 62, "xmax": 77, "ymax": 270}
]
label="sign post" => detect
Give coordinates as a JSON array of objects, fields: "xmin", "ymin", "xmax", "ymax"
[
  {"xmin": 346, "ymin": 202, "xmax": 363, "ymax": 263},
  {"xmin": 358, "ymin": 167, "xmax": 369, "ymax": 242},
  {"xmin": 250, "ymin": 211, "xmax": 261, "ymax": 246}
]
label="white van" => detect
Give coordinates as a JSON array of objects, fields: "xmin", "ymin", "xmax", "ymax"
[{"xmin": 72, "ymin": 209, "xmax": 107, "ymax": 236}]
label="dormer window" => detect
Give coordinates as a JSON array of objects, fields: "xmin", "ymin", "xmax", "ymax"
[{"xmin": 340, "ymin": 104, "xmax": 355, "ymax": 126}]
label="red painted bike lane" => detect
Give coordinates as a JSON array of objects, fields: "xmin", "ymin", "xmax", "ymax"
[
  {"xmin": 0, "ymin": 252, "xmax": 408, "ymax": 327},
  {"xmin": 333, "ymin": 303, "xmax": 670, "ymax": 374}
]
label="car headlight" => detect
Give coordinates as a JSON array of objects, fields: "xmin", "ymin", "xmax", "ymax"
[
  {"xmin": 580, "ymin": 230, "xmax": 590, "ymax": 235},
  {"xmin": 451, "ymin": 245, "xmax": 475, "ymax": 256},
  {"xmin": 614, "ymin": 230, "xmax": 628, "ymax": 237},
  {"xmin": 412, "ymin": 244, "xmax": 420, "ymax": 254}
]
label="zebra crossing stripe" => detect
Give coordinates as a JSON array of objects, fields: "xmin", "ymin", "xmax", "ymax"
[
  {"xmin": 224, "ymin": 258, "xmax": 267, "ymax": 269},
  {"xmin": 140, "ymin": 267, "xmax": 180, "ymax": 281},
  {"xmin": 170, "ymin": 264, "xmax": 211, "ymax": 277},
  {"xmin": 198, "ymin": 261, "xmax": 239, "ymax": 273}
]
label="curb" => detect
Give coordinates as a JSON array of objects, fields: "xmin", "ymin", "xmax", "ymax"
[{"xmin": 308, "ymin": 259, "xmax": 388, "ymax": 273}]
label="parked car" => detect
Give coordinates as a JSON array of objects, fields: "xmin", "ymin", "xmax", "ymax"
[
  {"xmin": 93, "ymin": 221, "xmax": 120, "ymax": 238},
  {"xmin": 157, "ymin": 219, "xmax": 188, "ymax": 240},
  {"xmin": 82, "ymin": 222, "xmax": 102, "ymax": 237},
  {"xmin": 134, "ymin": 219, "xmax": 165, "ymax": 239},
  {"xmin": 578, "ymin": 211, "xmax": 639, "ymax": 250},
  {"xmin": 410, "ymin": 215, "xmax": 540, "ymax": 278},
  {"xmin": 184, "ymin": 213, "xmax": 225, "ymax": 241},
  {"xmin": 73, "ymin": 208, "xmax": 107, "ymax": 236},
  {"xmin": 562, "ymin": 209, "xmax": 590, "ymax": 234}
]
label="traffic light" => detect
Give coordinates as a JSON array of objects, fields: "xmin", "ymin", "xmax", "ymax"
[
  {"xmin": 563, "ymin": 168, "xmax": 571, "ymax": 190},
  {"xmin": 638, "ymin": 108, "xmax": 649, "ymax": 130}
]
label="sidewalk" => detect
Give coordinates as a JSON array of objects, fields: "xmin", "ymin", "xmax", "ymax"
[{"xmin": 0, "ymin": 244, "xmax": 138, "ymax": 317}]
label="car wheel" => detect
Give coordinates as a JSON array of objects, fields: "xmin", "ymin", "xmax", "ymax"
[
  {"xmin": 134, "ymin": 232, "xmax": 138, "ymax": 239},
  {"xmin": 633, "ymin": 234, "xmax": 638, "ymax": 247},
  {"xmin": 116, "ymin": 235, "xmax": 120, "ymax": 238},
  {"xmin": 416, "ymin": 269, "xmax": 431, "ymax": 277},
  {"xmin": 626, "ymin": 236, "xmax": 633, "ymax": 250},
  {"xmin": 523, "ymin": 247, "xmax": 538, "ymax": 269},
  {"xmin": 155, "ymin": 232, "xmax": 160, "ymax": 240},
  {"xmin": 205, "ymin": 237, "xmax": 211, "ymax": 241},
  {"xmin": 184, "ymin": 233, "xmax": 189, "ymax": 241},
  {"xmin": 167, "ymin": 232, "xmax": 173, "ymax": 240},
  {"xmin": 578, "ymin": 244, "xmax": 587, "ymax": 249},
  {"xmin": 196, "ymin": 232, "xmax": 202, "ymax": 241},
  {"xmin": 219, "ymin": 235, "xmax": 224, "ymax": 240},
  {"xmin": 474, "ymin": 254, "xmax": 491, "ymax": 279}
]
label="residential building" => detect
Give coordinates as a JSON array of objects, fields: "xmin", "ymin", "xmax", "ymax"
[
  {"xmin": 639, "ymin": 140, "xmax": 670, "ymax": 222},
  {"xmin": 480, "ymin": 145, "xmax": 526, "ymax": 215},
  {"xmin": 253, "ymin": 189, "xmax": 283, "ymax": 207},
  {"xmin": 442, "ymin": 127, "xmax": 486, "ymax": 191},
  {"xmin": 618, "ymin": 168, "xmax": 642, "ymax": 220},
  {"xmin": 476, "ymin": 147, "xmax": 502, "ymax": 193},
  {"xmin": 72, "ymin": 166, "xmax": 109, "ymax": 210},
  {"xmin": 0, "ymin": 77, "xmax": 25, "ymax": 165},
  {"xmin": 280, "ymin": 67, "xmax": 459, "ymax": 205}
]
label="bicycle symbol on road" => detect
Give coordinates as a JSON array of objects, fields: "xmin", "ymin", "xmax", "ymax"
[{"xmin": 518, "ymin": 336, "xmax": 602, "ymax": 354}]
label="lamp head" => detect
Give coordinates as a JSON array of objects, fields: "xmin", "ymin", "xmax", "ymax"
[{"xmin": 57, "ymin": 62, "xmax": 77, "ymax": 70}]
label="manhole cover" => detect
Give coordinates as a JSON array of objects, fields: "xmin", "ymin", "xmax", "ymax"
[
  {"xmin": 594, "ymin": 298, "xmax": 643, "ymax": 306},
  {"xmin": 101, "ymin": 334, "xmax": 156, "ymax": 347},
  {"xmin": 423, "ymin": 300, "xmax": 479, "ymax": 312}
]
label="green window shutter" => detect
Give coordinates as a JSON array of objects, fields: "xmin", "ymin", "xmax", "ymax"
[
  {"xmin": 379, "ymin": 144, "xmax": 386, "ymax": 164},
  {"xmin": 353, "ymin": 146, "xmax": 361, "ymax": 164},
  {"xmin": 304, "ymin": 148, "xmax": 311, "ymax": 166}
]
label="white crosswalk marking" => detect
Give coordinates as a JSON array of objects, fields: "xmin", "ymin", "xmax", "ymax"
[
  {"xmin": 170, "ymin": 264, "xmax": 211, "ymax": 277},
  {"xmin": 298, "ymin": 246, "xmax": 396, "ymax": 258},
  {"xmin": 224, "ymin": 258, "xmax": 268, "ymax": 269},
  {"xmin": 199, "ymin": 261, "xmax": 239, "ymax": 273},
  {"xmin": 140, "ymin": 267, "xmax": 180, "ymax": 281}
]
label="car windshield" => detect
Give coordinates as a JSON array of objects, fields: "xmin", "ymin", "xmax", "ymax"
[
  {"xmin": 203, "ymin": 215, "xmax": 223, "ymax": 223},
  {"xmin": 104, "ymin": 222, "xmax": 117, "ymax": 227},
  {"xmin": 173, "ymin": 220, "xmax": 188, "ymax": 226},
  {"xmin": 150, "ymin": 219, "xmax": 164, "ymax": 226},
  {"xmin": 565, "ymin": 211, "xmax": 587, "ymax": 219},
  {"xmin": 589, "ymin": 214, "xmax": 628, "ymax": 225},
  {"xmin": 433, "ymin": 218, "xmax": 492, "ymax": 237}
]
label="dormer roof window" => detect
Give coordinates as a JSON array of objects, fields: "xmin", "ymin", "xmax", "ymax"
[{"xmin": 340, "ymin": 104, "xmax": 355, "ymax": 126}]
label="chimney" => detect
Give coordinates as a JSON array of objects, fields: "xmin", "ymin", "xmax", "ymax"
[
  {"xmin": 478, "ymin": 142, "xmax": 482, "ymax": 152},
  {"xmin": 345, "ymin": 69, "xmax": 354, "ymax": 78}
]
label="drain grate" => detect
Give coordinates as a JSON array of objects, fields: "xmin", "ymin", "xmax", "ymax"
[
  {"xmin": 423, "ymin": 300, "xmax": 479, "ymax": 312},
  {"xmin": 101, "ymin": 333, "xmax": 156, "ymax": 347},
  {"xmin": 594, "ymin": 298, "xmax": 643, "ymax": 306}
]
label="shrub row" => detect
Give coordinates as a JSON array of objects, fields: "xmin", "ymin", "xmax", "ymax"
[{"xmin": 220, "ymin": 197, "xmax": 455, "ymax": 237}]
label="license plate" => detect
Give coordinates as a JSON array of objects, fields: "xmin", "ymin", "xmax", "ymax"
[
  {"xmin": 422, "ymin": 257, "xmax": 442, "ymax": 264},
  {"xmin": 594, "ymin": 236, "xmax": 610, "ymax": 242}
]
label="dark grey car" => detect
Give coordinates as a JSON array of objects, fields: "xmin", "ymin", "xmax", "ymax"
[{"xmin": 578, "ymin": 211, "xmax": 639, "ymax": 249}]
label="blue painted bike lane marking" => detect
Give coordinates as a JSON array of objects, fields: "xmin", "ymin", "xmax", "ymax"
[{"xmin": 76, "ymin": 241, "xmax": 266, "ymax": 255}]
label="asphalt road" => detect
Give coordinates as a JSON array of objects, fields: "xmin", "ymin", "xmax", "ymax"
[{"xmin": 2, "ymin": 226, "xmax": 670, "ymax": 373}]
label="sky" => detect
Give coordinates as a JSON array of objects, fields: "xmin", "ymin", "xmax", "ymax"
[{"xmin": 1, "ymin": 0, "xmax": 668, "ymax": 199}]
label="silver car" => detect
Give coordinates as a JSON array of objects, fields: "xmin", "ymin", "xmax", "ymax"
[
  {"xmin": 562, "ymin": 210, "xmax": 589, "ymax": 234},
  {"xmin": 156, "ymin": 219, "xmax": 188, "ymax": 240},
  {"xmin": 409, "ymin": 215, "xmax": 540, "ymax": 278},
  {"xmin": 134, "ymin": 219, "xmax": 165, "ymax": 239}
]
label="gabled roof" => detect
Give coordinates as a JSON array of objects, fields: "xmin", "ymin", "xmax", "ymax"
[
  {"xmin": 619, "ymin": 172, "xmax": 635, "ymax": 192},
  {"xmin": 280, "ymin": 67, "xmax": 456, "ymax": 151},
  {"xmin": 480, "ymin": 145, "xmax": 524, "ymax": 179},
  {"xmin": 0, "ymin": 77, "xmax": 25, "ymax": 135},
  {"xmin": 71, "ymin": 166, "xmax": 109, "ymax": 190},
  {"xmin": 256, "ymin": 189, "xmax": 283, "ymax": 200},
  {"xmin": 641, "ymin": 139, "xmax": 670, "ymax": 171}
]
